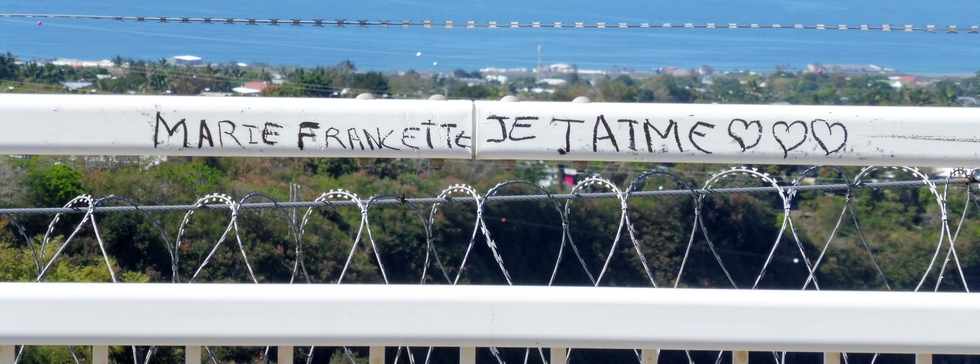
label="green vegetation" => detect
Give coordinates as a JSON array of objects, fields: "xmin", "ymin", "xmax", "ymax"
[
  {"xmin": 0, "ymin": 53, "xmax": 978, "ymax": 363},
  {"xmin": 2, "ymin": 52, "xmax": 980, "ymax": 106}
]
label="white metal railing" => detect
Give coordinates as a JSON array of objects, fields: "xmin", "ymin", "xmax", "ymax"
[
  {"xmin": 2, "ymin": 283, "xmax": 978, "ymax": 363},
  {"xmin": 1, "ymin": 94, "xmax": 979, "ymax": 167},
  {"xmin": 2, "ymin": 94, "xmax": 980, "ymax": 363}
]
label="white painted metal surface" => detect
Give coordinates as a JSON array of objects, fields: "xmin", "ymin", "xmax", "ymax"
[
  {"xmin": 369, "ymin": 346, "xmax": 384, "ymax": 364},
  {"xmin": 917, "ymin": 353, "xmax": 934, "ymax": 364},
  {"xmin": 1, "ymin": 283, "xmax": 980, "ymax": 354},
  {"xmin": 0, "ymin": 346, "xmax": 13, "ymax": 364},
  {"xmin": 1, "ymin": 94, "xmax": 979, "ymax": 167},
  {"xmin": 0, "ymin": 94, "xmax": 473, "ymax": 159},
  {"xmin": 640, "ymin": 349, "xmax": 658, "ymax": 364},
  {"xmin": 733, "ymin": 351, "xmax": 748, "ymax": 364},
  {"xmin": 185, "ymin": 346, "xmax": 201, "ymax": 364},
  {"xmin": 92, "ymin": 345, "xmax": 109, "ymax": 364},
  {"xmin": 279, "ymin": 345, "xmax": 294, "ymax": 364},
  {"xmin": 824, "ymin": 352, "xmax": 841, "ymax": 364},
  {"xmin": 551, "ymin": 347, "xmax": 568, "ymax": 364},
  {"xmin": 474, "ymin": 100, "xmax": 980, "ymax": 167},
  {"xmin": 460, "ymin": 347, "xmax": 476, "ymax": 364}
]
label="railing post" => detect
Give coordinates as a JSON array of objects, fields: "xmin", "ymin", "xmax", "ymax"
[
  {"xmin": 916, "ymin": 353, "xmax": 933, "ymax": 364},
  {"xmin": 278, "ymin": 346, "xmax": 294, "ymax": 363},
  {"xmin": 641, "ymin": 349, "xmax": 659, "ymax": 364},
  {"xmin": 1, "ymin": 346, "xmax": 15, "ymax": 364},
  {"xmin": 824, "ymin": 352, "xmax": 840, "ymax": 364},
  {"xmin": 185, "ymin": 346, "xmax": 202, "ymax": 364},
  {"xmin": 550, "ymin": 347, "xmax": 567, "ymax": 364},
  {"xmin": 92, "ymin": 346, "xmax": 109, "ymax": 364},
  {"xmin": 733, "ymin": 351, "xmax": 749, "ymax": 364},
  {"xmin": 369, "ymin": 346, "xmax": 385, "ymax": 364},
  {"xmin": 460, "ymin": 347, "xmax": 476, "ymax": 364}
]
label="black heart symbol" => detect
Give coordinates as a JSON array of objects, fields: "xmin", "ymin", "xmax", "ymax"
[
  {"xmin": 811, "ymin": 119, "xmax": 848, "ymax": 156},
  {"xmin": 771, "ymin": 120, "xmax": 808, "ymax": 158},
  {"xmin": 727, "ymin": 118, "xmax": 762, "ymax": 152}
]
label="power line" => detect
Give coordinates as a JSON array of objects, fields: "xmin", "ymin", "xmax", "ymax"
[
  {"xmin": 2, "ymin": 13, "xmax": 978, "ymax": 34},
  {"xmin": 0, "ymin": 177, "xmax": 970, "ymax": 216}
]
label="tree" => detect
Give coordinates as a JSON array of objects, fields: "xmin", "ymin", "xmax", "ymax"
[
  {"xmin": 449, "ymin": 84, "xmax": 498, "ymax": 99},
  {"xmin": 352, "ymin": 71, "xmax": 389, "ymax": 94},
  {"xmin": 597, "ymin": 75, "xmax": 640, "ymax": 102},
  {"xmin": 23, "ymin": 162, "xmax": 86, "ymax": 207},
  {"xmin": 0, "ymin": 53, "xmax": 16, "ymax": 80}
]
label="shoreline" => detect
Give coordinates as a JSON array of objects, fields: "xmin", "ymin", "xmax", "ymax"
[{"xmin": 11, "ymin": 54, "xmax": 980, "ymax": 79}]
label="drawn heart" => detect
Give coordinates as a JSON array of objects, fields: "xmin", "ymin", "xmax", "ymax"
[
  {"xmin": 771, "ymin": 120, "xmax": 808, "ymax": 158},
  {"xmin": 811, "ymin": 119, "xmax": 848, "ymax": 156},
  {"xmin": 727, "ymin": 118, "xmax": 763, "ymax": 152}
]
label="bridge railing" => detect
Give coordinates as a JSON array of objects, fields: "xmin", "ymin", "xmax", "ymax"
[
  {"xmin": 0, "ymin": 93, "xmax": 978, "ymax": 167},
  {"xmin": 2, "ymin": 283, "xmax": 978, "ymax": 363},
  {"xmin": 2, "ymin": 94, "xmax": 979, "ymax": 363}
]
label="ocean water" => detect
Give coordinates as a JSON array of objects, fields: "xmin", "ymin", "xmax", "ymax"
[{"xmin": 1, "ymin": 0, "xmax": 979, "ymax": 74}]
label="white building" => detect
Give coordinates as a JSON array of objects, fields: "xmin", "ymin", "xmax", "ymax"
[
  {"xmin": 548, "ymin": 63, "xmax": 576, "ymax": 74},
  {"xmin": 538, "ymin": 78, "xmax": 568, "ymax": 86},
  {"xmin": 61, "ymin": 81, "xmax": 93, "ymax": 91},
  {"xmin": 485, "ymin": 74, "xmax": 509, "ymax": 83},
  {"xmin": 172, "ymin": 55, "xmax": 204, "ymax": 66},
  {"xmin": 50, "ymin": 58, "xmax": 114, "ymax": 68}
]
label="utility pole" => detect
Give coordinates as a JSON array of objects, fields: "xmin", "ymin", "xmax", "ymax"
[{"xmin": 536, "ymin": 44, "xmax": 542, "ymax": 80}]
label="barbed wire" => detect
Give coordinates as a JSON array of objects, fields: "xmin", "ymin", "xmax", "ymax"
[
  {"xmin": 5, "ymin": 165, "xmax": 977, "ymax": 364},
  {"xmin": 0, "ymin": 176, "xmax": 970, "ymax": 216},
  {"xmin": 3, "ymin": 13, "xmax": 979, "ymax": 34}
]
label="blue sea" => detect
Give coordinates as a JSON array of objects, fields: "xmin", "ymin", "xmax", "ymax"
[{"xmin": 2, "ymin": 0, "xmax": 980, "ymax": 74}]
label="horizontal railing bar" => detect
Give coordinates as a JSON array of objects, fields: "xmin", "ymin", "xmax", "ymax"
[
  {"xmin": 2, "ymin": 283, "xmax": 980, "ymax": 354},
  {"xmin": 0, "ymin": 178, "xmax": 969, "ymax": 215},
  {"xmin": 2, "ymin": 94, "xmax": 980, "ymax": 167}
]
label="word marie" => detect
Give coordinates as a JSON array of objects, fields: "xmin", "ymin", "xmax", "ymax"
[
  {"xmin": 152, "ymin": 112, "xmax": 471, "ymax": 151},
  {"xmin": 483, "ymin": 114, "xmax": 848, "ymax": 158}
]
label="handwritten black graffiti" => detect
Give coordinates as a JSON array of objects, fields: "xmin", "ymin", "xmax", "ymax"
[
  {"xmin": 153, "ymin": 112, "xmax": 189, "ymax": 148},
  {"xmin": 153, "ymin": 112, "xmax": 469, "ymax": 152},
  {"xmin": 261, "ymin": 122, "xmax": 283, "ymax": 145},
  {"xmin": 616, "ymin": 119, "xmax": 639, "ymax": 151},
  {"xmin": 485, "ymin": 115, "xmax": 537, "ymax": 143},
  {"xmin": 539, "ymin": 115, "xmax": 848, "ymax": 157},
  {"xmin": 771, "ymin": 120, "xmax": 809, "ymax": 158},
  {"xmin": 688, "ymin": 121, "xmax": 716, "ymax": 154},
  {"xmin": 551, "ymin": 116, "xmax": 688, "ymax": 155},
  {"xmin": 198, "ymin": 120, "xmax": 215, "ymax": 148},
  {"xmin": 810, "ymin": 119, "xmax": 848, "ymax": 155},
  {"xmin": 552, "ymin": 118, "xmax": 586, "ymax": 155},
  {"xmin": 727, "ymin": 118, "xmax": 762, "ymax": 152},
  {"xmin": 593, "ymin": 115, "xmax": 619, "ymax": 152},
  {"xmin": 297, "ymin": 122, "xmax": 319, "ymax": 150},
  {"xmin": 644, "ymin": 119, "xmax": 683, "ymax": 153},
  {"xmin": 242, "ymin": 124, "xmax": 260, "ymax": 145},
  {"xmin": 217, "ymin": 120, "xmax": 241, "ymax": 148}
]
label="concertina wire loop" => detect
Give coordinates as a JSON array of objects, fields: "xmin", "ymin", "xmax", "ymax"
[{"xmin": 3, "ymin": 165, "xmax": 976, "ymax": 364}]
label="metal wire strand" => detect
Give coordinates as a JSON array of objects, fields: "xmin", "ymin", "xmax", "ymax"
[
  {"xmin": 4, "ymin": 165, "xmax": 976, "ymax": 364},
  {"xmin": 0, "ymin": 178, "xmax": 968, "ymax": 216}
]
